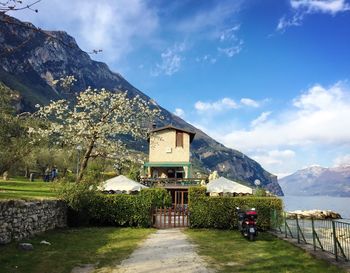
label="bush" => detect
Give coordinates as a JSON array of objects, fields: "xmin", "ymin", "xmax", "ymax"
[
  {"xmin": 139, "ymin": 188, "xmax": 172, "ymax": 208},
  {"xmin": 188, "ymin": 186, "xmax": 283, "ymax": 230},
  {"xmin": 58, "ymin": 183, "xmax": 170, "ymax": 227}
]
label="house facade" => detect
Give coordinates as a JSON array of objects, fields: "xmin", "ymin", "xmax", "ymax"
[{"xmin": 144, "ymin": 125, "xmax": 195, "ymax": 179}]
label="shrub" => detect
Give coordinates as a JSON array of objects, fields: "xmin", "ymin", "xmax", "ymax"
[
  {"xmin": 188, "ymin": 186, "xmax": 283, "ymax": 230},
  {"xmin": 58, "ymin": 183, "xmax": 170, "ymax": 227},
  {"xmin": 139, "ymin": 188, "xmax": 172, "ymax": 208}
]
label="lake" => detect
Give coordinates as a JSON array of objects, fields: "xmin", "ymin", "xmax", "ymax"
[{"xmin": 282, "ymin": 195, "xmax": 350, "ymax": 219}]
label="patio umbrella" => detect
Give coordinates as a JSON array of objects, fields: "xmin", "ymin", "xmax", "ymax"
[
  {"xmin": 206, "ymin": 177, "xmax": 253, "ymax": 194},
  {"xmin": 98, "ymin": 175, "xmax": 148, "ymax": 193}
]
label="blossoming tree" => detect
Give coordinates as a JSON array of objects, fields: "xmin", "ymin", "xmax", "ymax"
[{"xmin": 35, "ymin": 87, "xmax": 161, "ymax": 182}]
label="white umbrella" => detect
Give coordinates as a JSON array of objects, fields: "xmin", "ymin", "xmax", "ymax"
[
  {"xmin": 206, "ymin": 177, "xmax": 253, "ymax": 194},
  {"xmin": 98, "ymin": 175, "xmax": 148, "ymax": 193}
]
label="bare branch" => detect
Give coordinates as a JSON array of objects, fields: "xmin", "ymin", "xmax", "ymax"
[{"xmin": 0, "ymin": 0, "xmax": 41, "ymax": 14}]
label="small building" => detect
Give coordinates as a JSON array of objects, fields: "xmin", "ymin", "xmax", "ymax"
[{"xmin": 144, "ymin": 125, "xmax": 195, "ymax": 179}]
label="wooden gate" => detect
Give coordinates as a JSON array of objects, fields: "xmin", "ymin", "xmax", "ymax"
[
  {"xmin": 152, "ymin": 205, "xmax": 189, "ymax": 228},
  {"xmin": 153, "ymin": 190, "xmax": 189, "ymax": 228}
]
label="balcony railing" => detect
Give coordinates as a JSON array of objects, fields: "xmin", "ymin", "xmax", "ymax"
[{"xmin": 139, "ymin": 178, "xmax": 203, "ymax": 188}]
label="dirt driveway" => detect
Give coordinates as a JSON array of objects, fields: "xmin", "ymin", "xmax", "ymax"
[{"xmin": 114, "ymin": 228, "xmax": 212, "ymax": 273}]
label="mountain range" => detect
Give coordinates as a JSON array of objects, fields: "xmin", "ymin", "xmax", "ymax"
[
  {"xmin": 0, "ymin": 14, "xmax": 283, "ymax": 195},
  {"xmin": 279, "ymin": 165, "xmax": 350, "ymax": 197}
]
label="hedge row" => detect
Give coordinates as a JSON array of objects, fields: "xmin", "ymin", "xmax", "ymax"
[
  {"xmin": 60, "ymin": 183, "xmax": 171, "ymax": 227},
  {"xmin": 188, "ymin": 187, "xmax": 283, "ymax": 230}
]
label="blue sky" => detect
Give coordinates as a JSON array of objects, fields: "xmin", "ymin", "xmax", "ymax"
[{"xmin": 11, "ymin": 0, "xmax": 350, "ymax": 177}]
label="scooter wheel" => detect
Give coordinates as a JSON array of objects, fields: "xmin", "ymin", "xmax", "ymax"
[{"xmin": 249, "ymin": 233, "xmax": 255, "ymax": 241}]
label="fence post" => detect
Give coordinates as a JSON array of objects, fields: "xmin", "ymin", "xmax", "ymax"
[
  {"xmin": 332, "ymin": 220, "xmax": 338, "ymax": 261},
  {"xmin": 284, "ymin": 212, "xmax": 287, "ymax": 238},
  {"xmin": 296, "ymin": 216, "xmax": 300, "ymax": 244},
  {"xmin": 311, "ymin": 217, "xmax": 316, "ymax": 251}
]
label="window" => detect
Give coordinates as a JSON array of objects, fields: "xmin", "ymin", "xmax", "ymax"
[{"xmin": 176, "ymin": 131, "xmax": 183, "ymax": 147}]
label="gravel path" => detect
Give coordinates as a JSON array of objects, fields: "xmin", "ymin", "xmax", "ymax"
[{"xmin": 114, "ymin": 229, "xmax": 212, "ymax": 273}]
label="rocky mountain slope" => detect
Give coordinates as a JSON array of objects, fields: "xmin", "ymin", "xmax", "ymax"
[
  {"xmin": 279, "ymin": 165, "xmax": 350, "ymax": 196},
  {"xmin": 0, "ymin": 14, "xmax": 283, "ymax": 195}
]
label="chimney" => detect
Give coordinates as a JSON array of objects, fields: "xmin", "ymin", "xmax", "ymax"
[{"xmin": 152, "ymin": 122, "xmax": 157, "ymax": 129}]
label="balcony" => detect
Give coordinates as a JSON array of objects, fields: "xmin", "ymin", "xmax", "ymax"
[{"xmin": 139, "ymin": 178, "xmax": 203, "ymax": 188}]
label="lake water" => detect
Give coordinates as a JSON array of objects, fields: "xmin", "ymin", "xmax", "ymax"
[{"xmin": 282, "ymin": 195, "xmax": 350, "ymax": 219}]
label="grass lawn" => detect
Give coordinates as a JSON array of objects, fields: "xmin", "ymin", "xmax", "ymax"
[
  {"xmin": 185, "ymin": 229, "xmax": 344, "ymax": 273},
  {"xmin": 0, "ymin": 178, "xmax": 58, "ymax": 200},
  {"xmin": 0, "ymin": 227, "xmax": 155, "ymax": 273}
]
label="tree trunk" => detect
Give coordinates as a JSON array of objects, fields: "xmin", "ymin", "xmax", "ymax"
[
  {"xmin": 25, "ymin": 166, "xmax": 30, "ymax": 178},
  {"xmin": 76, "ymin": 137, "xmax": 95, "ymax": 182},
  {"xmin": 62, "ymin": 167, "xmax": 67, "ymax": 177}
]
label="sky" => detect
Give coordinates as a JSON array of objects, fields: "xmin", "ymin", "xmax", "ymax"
[{"xmin": 11, "ymin": 0, "xmax": 350, "ymax": 178}]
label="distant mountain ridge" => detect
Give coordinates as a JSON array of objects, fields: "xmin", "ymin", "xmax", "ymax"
[
  {"xmin": 279, "ymin": 165, "xmax": 350, "ymax": 197},
  {"xmin": 0, "ymin": 14, "xmax": 283, "ymax": 195}
]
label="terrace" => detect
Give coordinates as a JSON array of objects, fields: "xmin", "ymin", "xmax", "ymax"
[{"xmin": 139, "ymin": 177, "xmax": 203, "ymax": 188}]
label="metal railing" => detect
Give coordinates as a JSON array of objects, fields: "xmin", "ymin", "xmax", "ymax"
[
  {"xmin": 140, "ymin": 178, "xmax": 202, "ymax": 187},
  {"xmin": 271, "ymin": 211, "xmax": 350, "ymax": 261}
]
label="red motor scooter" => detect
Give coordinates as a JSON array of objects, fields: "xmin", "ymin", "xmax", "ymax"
[{"xmin": 236, "ymin": 207, "xmax": 258, "ymax": 241}]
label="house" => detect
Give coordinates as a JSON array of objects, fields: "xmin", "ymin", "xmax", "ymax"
[{"xmin": 144, "ymin": 125, "xmax": 196, "ymax": 179}]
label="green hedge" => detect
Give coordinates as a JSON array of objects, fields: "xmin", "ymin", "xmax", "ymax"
[
  {"xmin": 188, "ymin": 186, "xmax": 283, "ymax": 230},
  {"xmin": 89, "ymin": 188, "xmax": 172, "ymax": 227},
  {"xmin": 59, "ymin": 183, "xmax": 171, "ymax": 227}
]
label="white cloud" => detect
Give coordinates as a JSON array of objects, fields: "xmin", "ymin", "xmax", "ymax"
[
  {"xmin": 240, "ymin": 98, "xmax": 260, "ymax": 108},
  {"xmin": 333, "ymin": 154, "xmax": 350, "ymax": 166},
  {"xmin": 218, "ymin": 42, "xmax": 243, "ymax": 57},
  {"xmin": 11, "ymin": 0, "xmax": 158, "ymax": 62},
  {"xmin": 277, "ymin": 0, "xmax": 350, "ymax": 32},
  {"xmin": 291, "ymin": 0, "xmax": 350, "ymax": 14},
  {"xmin": 219, "ymin": 24, "xmax": 240, "ymax": 41},
  {"xmin": 277, "ymin": 13, "xmax": 304, "ymax": 31},
  {"xmin": 194, "ymin": 96, "xmax": 264, "ymax": 114},
  {"xmin": 250, "ymin": 149, "xmax": 296, "ymax": 176},
  {"xmin": 215, "ymin": 81, "xmax": 350, "ymax": 151},
  {"xmin": 251, "ymin": 111, "xmax": 272, "ymax": 127},
  {"xmin": 293, "ymin": 83, "xmax": 343, "ymax": 110},
  {"xmin": 151, "ymin": 43, "xmax": 186, "ymax": 76},
  {"xmin": 217, "ymin": 24, "xmax": 243, "ymax": 58},
  {"xmin": 196, "ymin": 55, "xmax": 217, "ymax": 64},
  {"xmin": 175, "ymin": 2, "xmax": 242, "ymax": 34},
  {"xmin": 195, "ymin": 98, "xmax": 239, "ymax": 112},
  {"xmin": 173, "ymin": 108, "xmax": 185, "ymax": 118},
  {"xmin": 252, "ymin": 149, "xmax": 296, "ymax": 166}
]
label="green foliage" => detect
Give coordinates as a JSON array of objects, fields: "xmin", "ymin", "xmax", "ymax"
[
  {"xmin": 188, "ymin": 186, "xmax": 206, "ymax": 198},
  {"xmin": 119, "ymin": 159, "xmax": 143, "ymax": 181},
  {"xmin": 102, "ymin": 171, "xmax": 118, "ymax": 180},
  {"xmin": 59, "ymin": 184, "xmax": 170, "ymax": 227},
  {"xmin": 188, "ymin": 186, "xmax": 283, "ymax": 230},
  {"xmin": 254, "ymin": 188, "xmax": 267, "ymax": 197},
  {"xmin": 58, "ymin": 182, "xmax": 98, "ymax": 211},
  {"xmin": 139, "ymin": 188, "xmax": 172, "ymax": 208},
  {"xmin": 0, "ymin": 84, "xmax": 31, "ymax": 174},
  {"xmin": 83, "ymin": 159, "xmax": 107, "ymax": 183}
]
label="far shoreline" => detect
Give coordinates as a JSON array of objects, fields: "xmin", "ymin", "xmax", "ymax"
[{"xmin": 282, "ymin": 195, "xmax": 350, "ymax": 219}]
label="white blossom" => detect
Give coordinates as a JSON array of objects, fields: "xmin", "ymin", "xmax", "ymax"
[{"xmin": 34, "ymin": 88, "xmax": 161, "ymax": 181}]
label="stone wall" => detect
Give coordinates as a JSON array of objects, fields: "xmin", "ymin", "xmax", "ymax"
[{"xmin": 0, "ymin": 200, "xmax": 67, "ymax": 244}]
